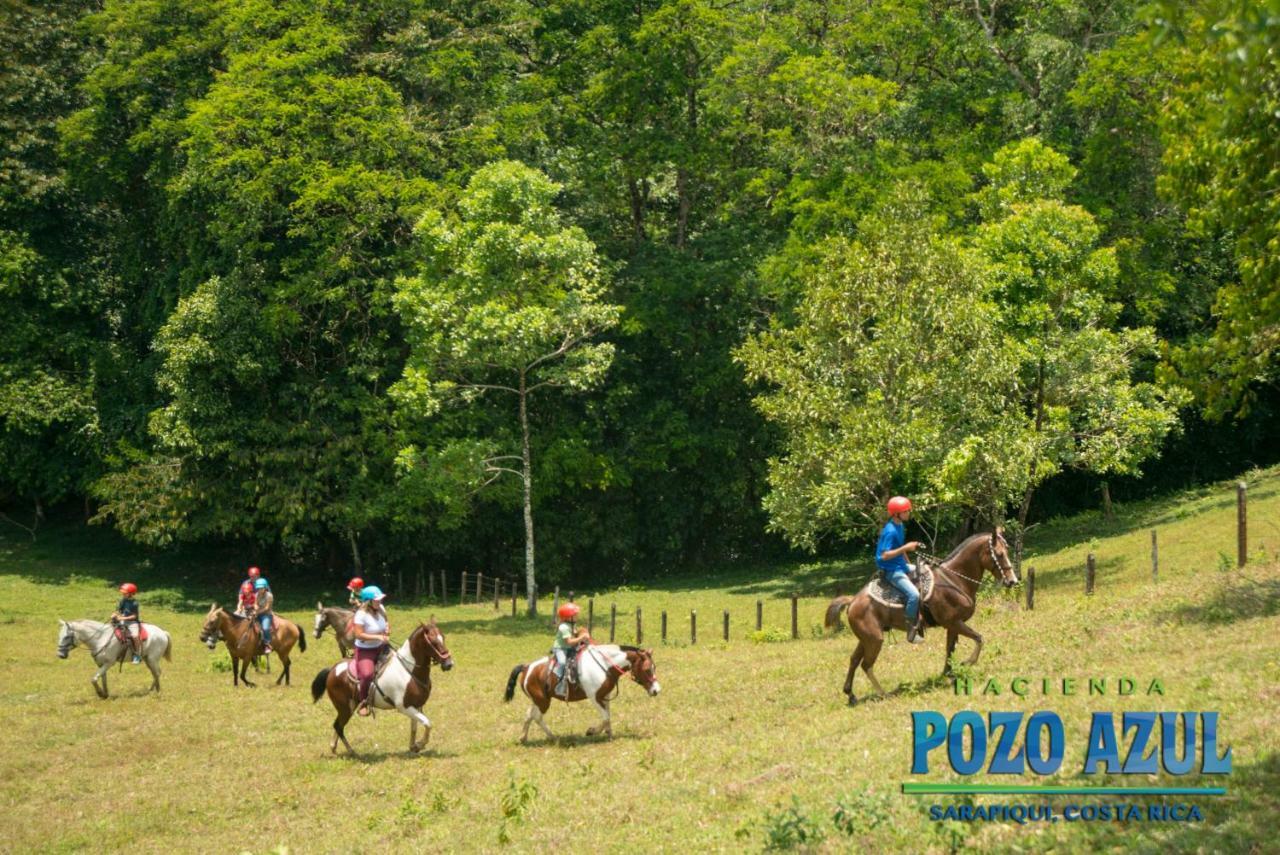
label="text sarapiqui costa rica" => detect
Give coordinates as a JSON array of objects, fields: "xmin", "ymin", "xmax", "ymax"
[{"xmin": 910, "ymin": 711, "xmax": 1232, "ymax": 775}]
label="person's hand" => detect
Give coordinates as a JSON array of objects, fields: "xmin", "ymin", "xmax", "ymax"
[{"xmin": 905, "ymin": 541, "xmax": 920, "ymax": 553}]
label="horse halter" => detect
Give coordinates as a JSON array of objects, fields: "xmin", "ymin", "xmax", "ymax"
[
  {"xmin": 988, "ymin": 533, "xmax": 1016, "ymax": 581},
  {"xmin": 414, "ymin": 624, "xmax": 451, "ymax": 665}
]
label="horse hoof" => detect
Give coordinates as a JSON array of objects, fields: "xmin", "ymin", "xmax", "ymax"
[{"xmin": 847, "ymin": 694, "xmax": 859, "ymax": 707}]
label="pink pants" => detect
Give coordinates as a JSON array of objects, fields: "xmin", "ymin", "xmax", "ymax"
[{"xmin": 354, "ymin": 645, "xmax": 383, "ymax": 702}]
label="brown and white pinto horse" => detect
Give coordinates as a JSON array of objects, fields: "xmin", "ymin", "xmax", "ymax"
[
  {"xmin": 310, "ymin": 619, "xmax": 454, "ymax": 755},
  {"xmin": 503, "ymin": 644, "xmax": 660, "ymax": 742},
  {"xmin": 199, "ymin": 605, "xmax": 306, "ymax": 687},
  {"xmin": 825, "ymin": 529, "xmax": 1018, "ymax": 705}
]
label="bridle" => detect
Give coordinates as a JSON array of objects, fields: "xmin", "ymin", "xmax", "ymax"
[{"xmin": 921, "ymin": 533, "xmax": 1014, "ymax": 591}]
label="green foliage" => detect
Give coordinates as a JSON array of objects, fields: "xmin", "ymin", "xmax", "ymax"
[
  {"xmin": 761, "ymin": 797, "xmax": 826, "ymax": 851},
  {"xmin": 739, "ymin": 184, "xmax": 1020, "ymax": 546},
  {"xmin": 1156, "ymin": 0, "xmax": 1280, "ymax": 418}
]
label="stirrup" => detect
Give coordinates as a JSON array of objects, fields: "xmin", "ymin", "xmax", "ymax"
[{"xmin": 907, "ymin": 623, "xmax": 924, "ymax": 644}]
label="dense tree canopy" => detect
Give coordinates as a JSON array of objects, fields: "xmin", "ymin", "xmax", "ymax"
[{"xmin": 0, "ymin": 0, "xmax": 1274, "ymax": 578}]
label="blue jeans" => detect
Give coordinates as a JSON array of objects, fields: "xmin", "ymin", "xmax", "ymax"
[
  {"xmin": 884, "ymin": 571, "xmax": 920, "ymax": 625},
  {"xmin": 258, "ymin": 614, "xmax": 272, "ymax": 646}
]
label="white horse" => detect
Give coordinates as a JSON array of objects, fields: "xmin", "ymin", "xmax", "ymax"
[
  {"xmin": 56, "ymin": 619, "xmax": 172, "ymax": 698},
  {"xmin": 504, "ymin": 644, "xmax": 660, "ymax": 742}
]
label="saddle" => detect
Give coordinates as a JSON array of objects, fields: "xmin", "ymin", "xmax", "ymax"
[
  {"xmin": 866, "ymin": 564, "xmax": 936, "ymax": 609},
  {"xmin": 111, "ymin": 623, "xmax": 148, "ymax": 644},
  {"xmin": 247, "ymin": 615, "xmax": 281, "ymax": 654},
  {"xmin": 547, "ymin": 646, "xmax": 584, "ymax": 697},
  {"xmin": 335, "ymin": 646, "xmax": 395, "ymax": 690}
]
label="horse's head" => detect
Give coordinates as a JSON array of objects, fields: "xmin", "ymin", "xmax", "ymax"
[
  {"xmin": 199, "ymin": 604, "xmax": 223, "ymax": 647},
  {"xmin": 412, "ymin": 618, "xmax": 454, "ymax": 671},
  {"xmin": 314, "ymin": 602, "xmax": 327, "ymax": 640},
  {"xmin": 56, "ymin": 620, "xmax": 76, "ymax": 659},
  {"xmin": 627, "ymin": 647, "xmax": 661, "ymax": 697},
  {"xmin": 986, "ymin": 528, "xmax": 1018, "ymax": 588}
]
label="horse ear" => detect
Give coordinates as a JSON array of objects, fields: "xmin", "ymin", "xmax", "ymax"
[
  {"xmin": 317, "ymin": 601, "xmax": 323, "ymax": 611},
  {"xmin": 996, "ymin": 525, "xmax": 1004, "ymax": 537}
]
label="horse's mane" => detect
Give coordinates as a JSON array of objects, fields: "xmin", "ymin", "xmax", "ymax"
[
  {"xmin": 942, "ymin": 532, "xmax": 994, "ymax": 562},
  {"xmin": 222, "ymin": 610, "xmax": 248, "ymax": 622}
]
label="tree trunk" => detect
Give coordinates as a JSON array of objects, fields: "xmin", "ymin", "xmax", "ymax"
[
  {"xmin": 348, "ymin": 531, "xmax": 363, "ymax": 575},
  {"xmin": 1101, "ymin": 481, "xmax": 1113, "ymax": 519},
  {"xmin": 1015, "ymin": 356, "xmax": 1047, "ymax": 571},
  {"xmin": 520, "ymin": 370, "xmax": 537, "ymax": 617}
]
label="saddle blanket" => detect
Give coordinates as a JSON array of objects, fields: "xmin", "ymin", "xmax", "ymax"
[
  {"xmin": 866, "ymin": 565, "xmax": 935, "ymax": 608},
  {"xmin": 112, "ymin": 624, "xmax": 149, "ymax": 643}
]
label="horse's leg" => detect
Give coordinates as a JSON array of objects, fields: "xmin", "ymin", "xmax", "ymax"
[
  {"xmin": 276, "ymin": 646, "xmax": 290, "ymax": 686},
  {"xmin": 145, "ymin": 652, "xmax": 161, "ymax": 692},
  {"xmin": 240, "ymin": 656, "xmax": 256, "ymax": 688},
  {"xmin": 92, "ymin": 660, "xmax": 110, "ymax": 699},
  {"xmin": 400, "ymin": 706, "xmax": 432, "ymax": 752},
  {"xmin": 860, "ymin": 636, "xmax": 887, "ymax": 698},
  {"xmin": 843, "ymin": 642, "xmax": 865, "ymax": 702},
  {"xmin": 586, "ymin": 698, "xmax": 611, "ymax": 738},
  {"xmin": 952, "ymin": 620, "xmax": 984, "ymax": 666},
  {"xmin": 943, "ymin": 628, "xmax": 959, "ymax": 676}
]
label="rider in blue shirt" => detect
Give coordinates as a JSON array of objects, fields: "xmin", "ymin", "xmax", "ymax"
[{"xmin": 877, "ymin": 496, "xmax": 924, "ymax": 644}]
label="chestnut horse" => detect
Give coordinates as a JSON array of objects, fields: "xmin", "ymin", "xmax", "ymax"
[
  {"xmin": 310, "ymin": 619, "xmax": 454, "ymax": 755},
  {"xmin": 503, "ymin": 644, "xmax": 660, "ymax": 742},
  {"xmin": 199, "ymin": 605, "xmax": 306, "ymax": 687},
  {"xmin": 313, "ymin": 602, "xmax": 354, "ymax": 657},
  {"xmin": 825, "ymin": 529, "xmax": 1018, "ymax": 705}
]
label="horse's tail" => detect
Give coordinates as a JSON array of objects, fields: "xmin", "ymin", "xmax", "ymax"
[
  {"xmin": 163, "ymin": 633, "xmax": 173, "ymax": 661},
  {"xmin": 825, "ymin": 595, "xmax": 855, "ymax": 630},
  {"xmin": 504, "ymin": 664, "xmax": 527, "ymax": 702},
  {"xmin": 294, "ymin": 620, "xmax": 307, "ymax": 653},
  {"xmin": 311, "ymin": 667, "xmax": 331, "ymax": 703}
]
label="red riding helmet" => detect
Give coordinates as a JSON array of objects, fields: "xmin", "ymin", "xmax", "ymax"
[
  {"xmin": 247, "ymin": 566, "xmax": 261, "ymax": 578},
  {"xmin": 240, "ymin": 581, "xmax": 254, "ymax": 594},
  {"xmin": 558, "ymin": 603, "xmax": 580, "ymax": 621},
  {"xmin": 887, "ymin": 496, "xmax": 912, "ymax": 516},
  {"xmin": 119, "ymin": 582, "xmax": 138, "ymax": 595},
  {"xmin": 346, "ymin": 577, "xmax": 364, "ymax": 591}
]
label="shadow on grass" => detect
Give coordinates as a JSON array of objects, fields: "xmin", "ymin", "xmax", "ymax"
[
  {"xmin": 516, "ymin": 731, "xmax": 648, "ymax": 748},
  {"xmin": 329, "ymin": 747, "xmax": 461, "ymax": 764},
  {"xmin": 1159, "ymin": 573, "xmax": 1280, "ymax": 626}
]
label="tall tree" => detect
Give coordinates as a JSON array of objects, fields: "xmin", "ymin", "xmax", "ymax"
[
  {"xmin": 1157, "ymin": 0, "xmax": 1280, "ymax": 418},
  {"xmin": 974, "ymin": 139, "xmax": 1185, "ymax": 557},
  {"xmin": 394, "ymin": 161, "xmax": 620, "ymax": 613}
]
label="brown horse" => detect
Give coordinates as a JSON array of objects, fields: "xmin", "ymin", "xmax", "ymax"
[
  {"xmin": 199, "ymin": 605, "xmax": 306, "ymax": 687},
  {"xmin": 310, "ymin": 619, "xmax": 453, "ymax": 755},
  {"xmin": 825, "ymin": 529, "xmax": 1018, "ymax": 705},
  {"xmin": 313, "ymin": 602, "xmax": 354, "ymax": 657},
  {"xmin": 503, "ymin": 644, "xmax": 660, "ymax": 742}
]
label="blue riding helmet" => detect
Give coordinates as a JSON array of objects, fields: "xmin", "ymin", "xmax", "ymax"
[
  {"xmin": 253, "ymin": 578, "xmax": 269, "ymax": 590},
  {"xmin": 359, "ymin": 585, "xmax": 385, "ymax": 602}
]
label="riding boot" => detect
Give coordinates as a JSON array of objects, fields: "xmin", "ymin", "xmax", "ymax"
[{"xmin": 907, "ymin": 616, "xmax": 925, "ymax": 644}]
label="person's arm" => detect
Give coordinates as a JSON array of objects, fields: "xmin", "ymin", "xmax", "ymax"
[
  {"xmin": 570, "ymin": 627, "xmax": 591, "ymax": 646},
  {"xmin": 881, "ymin": 541, "xmax": 920, "ymax": 560}
]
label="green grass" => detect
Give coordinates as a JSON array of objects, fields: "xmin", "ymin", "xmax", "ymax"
[{"xmin": 1, "ymin": 468, "xmax": 1278, "ymax": 853}]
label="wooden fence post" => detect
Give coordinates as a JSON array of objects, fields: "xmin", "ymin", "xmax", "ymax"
[
  {"xmin": 1086, "ymin": 553, "xmax": 1096, "ymax": 595},
  {"xmin": 636, "ymin": 607, "xmax": 643, "ymax": 645},
  {"xmin": 511, "ymin": 581, "xmax": 517, "ymax": 617},
  {"xmin": 791, "ymin": 594, "xmax": 798, "ymax": 639},
  {"xmin": 756, "ymin": 599, "xmax": 763, "ymax": 632},
  {"xmin": 460, "ymin": 571, "xmax": 467, "ymax": 605},
  {"xmin": 440, "ymin": 569, "xmax": 447, "ymax": 606},
  {"xmin": 1025, "ymin": 566, "xmax": 1035, "ymax": 611},
  {"xmin": 1151, "ymin": 530, "xmax": 1158, "ymax": 582},
  {"xmin": 691, "ymin": 609, "xmax": 697, "ymax": 644},
  {"xmin": 587, "ymin": 598, "xmax": 594, "ymax": 636},
  {"xmin": 723, "ymin": 610, "xmax": 729, "ymax": 642},
  {"xmin": 569, "ymin": 590, "xmax": 575, "ymax": 603},
  {"xmin": 609, "ymin": 603, "xmax": 616, "ymax": 643},
  {"xmin": 476, "ymin": 572, "xmax": 483, "ymax": 605},
  {"xmin": 428, "ymin": 569, "xmax": 435, "ymax": 602},
  {"xmin": 493, "ymin": 578, "xmax": 500, "ymax": 610},
  {"xmin": 661, "ymin": 610, "xmax": 667, "ymax": 643},
  {"xmin": 552, "ymin": 587, "xmax": 560, "ymax": 629},
  {"xmin": 397, "ymin": 566, "xmax": 404, "ymax": 598},
  {"xmin": 1238, "ymin": 481, "xmax": 1248, "ymax": 568}
]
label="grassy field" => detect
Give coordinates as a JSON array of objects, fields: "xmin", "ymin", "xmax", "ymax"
[{"xmin": 1, "ymin": 470, "xmax": 1278, "ymax": 853}]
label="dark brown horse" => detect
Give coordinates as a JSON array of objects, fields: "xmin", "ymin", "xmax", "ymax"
[
  {"xmin": 313, "ymin": 602, "xmax": 354, "ymax": 657},
  {"xmin": 825, "ymin": 529, "xmax": 1018, "ymax": 705},
  {"xmin": 310, "ymin": 619, "xmax": 454, "ymax": 755},
  {"xmin": 503, "ymin": 644, "xmax": 660, "ymax": 742},
  {"xmin": 199, "ymin": 605, "xmax": 306, "ymax": 687}
]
